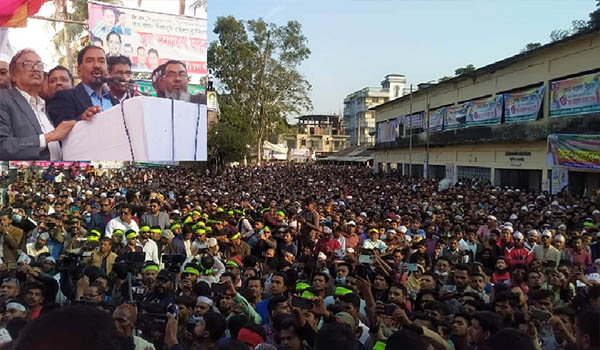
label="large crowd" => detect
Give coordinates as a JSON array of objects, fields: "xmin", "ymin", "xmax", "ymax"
[{"xmin": 0, "ymin": 163, "xmax": 598, "ymax": 350}]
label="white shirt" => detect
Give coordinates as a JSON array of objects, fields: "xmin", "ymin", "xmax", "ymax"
[
  {"xmin": 140, "ymin": 239, "xmax": 159, "ymax": 264},
  {"xmin": 105, "ymin": 217, "xmax": 139, "ymax": 243},
  {"xmin": 15, "ymin": 87, "xmax": 61, "ymax": 160}
]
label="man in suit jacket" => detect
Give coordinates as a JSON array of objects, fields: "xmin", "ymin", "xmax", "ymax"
[
  {"xmin": 0, "ymin": 211, "xmax": 24, "ymax": 271},
  {"xmin": 0, "ymin": 49, "xmax": 75, "ymax": 160},
  {"xmin": 48, "ymin": 46, "xmax": 119, "ymax": 126}
]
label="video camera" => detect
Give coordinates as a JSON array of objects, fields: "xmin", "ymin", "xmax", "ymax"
[{"xmin": 162, "ymin": 254, "xmax": 184, "ymax": 273}]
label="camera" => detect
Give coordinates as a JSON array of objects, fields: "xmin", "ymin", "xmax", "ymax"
[{"xmin": 162, "ymin": 254, "xmax": 184, "ymax": 273}]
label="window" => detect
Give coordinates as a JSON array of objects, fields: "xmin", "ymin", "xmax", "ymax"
[
  {"xmin": 456, "ymin": 166, "xmax": 491, "ymax": 182},
  {"xmin": 372, "ymin": 97, "xmax": 379, "ymax": 103},
  {"xmin": 301, "ymin": 139, "xmax": 306, "ymax": 146},
  {"xmin": 325, "ymin": 140, "xmax": 330, "ymax": 145},
  {"xmin": 394, "ymin": 86, "xmax": 400, "ymax": 97}
]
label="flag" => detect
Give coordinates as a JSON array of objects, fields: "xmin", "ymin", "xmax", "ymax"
[{"xmin": 0, "ymin": 0, "xmax": 48, "ymax": 28}]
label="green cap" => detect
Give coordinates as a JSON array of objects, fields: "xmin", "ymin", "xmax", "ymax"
[
  {"xmin": 334, "ymin": 286, "xmax": 354, "ymax": 296},
  {"xmin": 295, "ymin": 282, "xmax": 310, "ymax": 291},
  {"xmin": 112, "ymin": 229, "xmax": 124, "ymax": 236},
  {"xmin": 373, "ymin": 340, "xmax": 386, "ymax": 350}
]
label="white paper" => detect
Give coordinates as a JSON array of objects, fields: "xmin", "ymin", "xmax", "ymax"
[{"xmin": 62, "ymin": 96, "xmax": 207, "ymax": 161}]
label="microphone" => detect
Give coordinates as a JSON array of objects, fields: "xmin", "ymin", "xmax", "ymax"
[{"xmin": 101, "ymin": 76, "xmax": 135, "ymax": 84}]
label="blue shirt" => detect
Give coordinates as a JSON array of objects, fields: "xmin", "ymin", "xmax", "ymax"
[
  {"xmin": 82, "ymin": 83, "xmax": 113, "ymax": 112},
  {"xmin": 256, "ymin": 297, "xmax": 271, "ymax": 325}
]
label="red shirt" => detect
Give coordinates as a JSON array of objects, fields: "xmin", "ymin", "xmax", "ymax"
[{"xmin": 315, "ymin": 238, "xmax": 341, "ymax": 259}]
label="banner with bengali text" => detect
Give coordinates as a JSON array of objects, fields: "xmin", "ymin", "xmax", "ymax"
[
  {"xmin": 444, "ymin": 103, "xmax": 468, "ymax": 130},
  {"xmin": 549, "ymin": 72, "xmax": 600, "ymax": 117},
  {"xmin": 546, "ymin": 134, "xmax": 600, "ymax": 170},
  {"xmin": 466, "ymin": 95, "xmax": 503, "ymax": 127},
  {"xmin": 88, "ymin": 1, "xmax": 207, "ymax": 75},
  {"xmin": 428, "ymin": 107, "xmax": 445, "ymax": 131},
  {"xmin": 405, "ymin": 112, "xmax": 424, "ymax": 130},
  {"xmin": 9, "ymin": 161, "xmax": 90, "ymax": 169},
  {"xmin": 504, "ymin": 86, "xmax": 545, "ymax": 123}
]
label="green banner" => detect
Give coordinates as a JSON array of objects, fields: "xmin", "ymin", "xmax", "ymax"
[
  {"xmin": 136, "ymin": 80, "xmax": 205, "ymax": 97},
  {"xmin": 547, "ymin": 134, "xmax": 600, "ymax": 170}
]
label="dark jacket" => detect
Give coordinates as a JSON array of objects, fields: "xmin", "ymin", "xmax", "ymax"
[
  {"xmin": 88, "ymin": 211, "xmax": 117, "ymax": 235},
  {"xmin": 171, "ymin": 236, "xmax": 187, "ymax": 258},
  {"xmin": 47, "ymin": 83, "xmax": 119, "ymax": 126},
  {"xmin": 0, "ymin": 89, "xmax": 50, "ymax": 160}
]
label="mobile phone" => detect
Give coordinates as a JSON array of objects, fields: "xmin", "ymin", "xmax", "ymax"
[
  {"xmin": 355, "ymin": 265, "xmax": 368, "ymax": 280},
  {"xmin": 358, "ymin": 255, "xmax": 374, "ymax": 264},
  {"xmin": 531, "ymin": 307, "xmax": 552, "ymax": 322},
  {"xmin": 406, "ymin": 263, "xmax": 419, "ymax": 272},
  {"xmin": 383, "ymin": 303, "xmax": 397, "ymax": 316},
  {"xmin": 212, "ymin": 283, "xmax": 227, "ymax": 295},
  {"xmin": 291, "ymin": 295, "xmax": 313, "ymax": 310},
  {"xmin": 167, "ymin": 303, "xmax": 178, "ymax": 319}
]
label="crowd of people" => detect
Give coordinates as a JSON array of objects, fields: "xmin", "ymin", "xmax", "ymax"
[
  {"xmin": 0, "ymin": 44, "xmax": 206, "ymax": 160},
  {"xmin": 0, "ymin": 163, "xmax": 598, "ymax": 350}
]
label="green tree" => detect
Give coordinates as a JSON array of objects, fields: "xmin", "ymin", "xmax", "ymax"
[
  {"xmin": 454, "ymin": 64, "xmax": 476, "ymax": 76},
  {"xmin": 520, "ymin": 42, "xmax": 542, "ymax": 53},
  {"xmin": 589, "ymin": 0, "xmax": 600, "ymax": 29},
  {"xmin": 208, "ymin": 16, "xmax": 312, "ymax": 163}
]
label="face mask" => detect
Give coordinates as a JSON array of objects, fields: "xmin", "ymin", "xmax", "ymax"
[
  {"xmin": 12, "ymin": 214, "xmax": 22, "ymax": 223},
  {"xmin": 335, "ymin": 276, "xmax": 346, "ymax": 285},
  {"xmin": 434, "ymin": 270, "xmax": 448, "ymax": 277},
  {"xmin": 84, "ymin": 217, "xmax": 92, "ymax": 224}
]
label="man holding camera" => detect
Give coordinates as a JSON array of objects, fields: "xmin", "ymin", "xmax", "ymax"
[{"xmin": 0, "ymin": 211, "xmax": 23, "ymax": 271}]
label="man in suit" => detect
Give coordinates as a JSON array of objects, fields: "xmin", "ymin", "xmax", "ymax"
[
  {"xmin": 48, "ymin": 46, "xmax": 119, "ymax": 126},
  {"xmin": 0, "ymin": 49, "xmax": 76, "ymax": 160},
  {"xmin": 162, "ymin": 60, "xmax": 207, "ymax": 104},
  {"xmin": 0, "ymin": 210, "xmax": 24, "ymax": 271}
]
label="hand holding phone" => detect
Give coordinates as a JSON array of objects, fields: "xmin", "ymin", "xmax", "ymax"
[{"xmin": 291, "ymin": 295, "xmax": 313, "ymax": 310}]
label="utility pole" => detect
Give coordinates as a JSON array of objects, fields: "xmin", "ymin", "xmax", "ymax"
[
  {"xmin": 425, "ymin": 91, "xmax": 430, "ymax": 180},
  {"xmin": 408, "ymin": 84, "xmax": 413, "ymax": 177}
]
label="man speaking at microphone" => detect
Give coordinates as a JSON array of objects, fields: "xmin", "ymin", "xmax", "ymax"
[{"xmin": 48, "ymin": 46, "xmax": 119, "ymax": 126}]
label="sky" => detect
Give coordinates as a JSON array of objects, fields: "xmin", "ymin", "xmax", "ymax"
[{"xmin": 6, "ymin": 0, "xmax": 598, "ymax": 118}]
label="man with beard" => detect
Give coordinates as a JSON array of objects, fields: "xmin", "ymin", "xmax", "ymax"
[
  {"xmin": 112, "ymin": 303, "xmax": 155, "ymax": 350},
  {"xmin": 144, "ymin": 270, "xmax": 174, "ymax": 307},
  {"xmin": 0, "ymin": 49, "xmax": 76, "ymax": 159},
  {"xmin": 48, "ymin": 46, "xmax": 119, "ymax": 126},
  {"xmin": 106, "ymin": 55, "xmax": 134, "ymax": 102},
  {"xmin": 161, "ymin": 60, "xmax": 206, "ymax": 104}
]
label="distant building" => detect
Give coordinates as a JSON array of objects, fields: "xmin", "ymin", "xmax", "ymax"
[
  {"xmin": 343, "ymin": 74, "xmax": 407, "ymax": 146},
  {"xmin": 285, "ymin": 115, "xmax": 350, "ymax": 161},
  {"xmin": 372, "ymin": 30, "xmax": 600, "ymax": 195}
]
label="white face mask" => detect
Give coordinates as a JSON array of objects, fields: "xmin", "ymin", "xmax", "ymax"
[{"xmin": 434, "ymin": 270, "xmax": 448, "ymax": 277}]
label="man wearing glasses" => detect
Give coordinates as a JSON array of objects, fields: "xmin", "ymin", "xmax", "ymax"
[
  {"xmin": 104, "ymin": 204, "xmax": 139, "ymax": 243},
  {"xmin": 89, "ymin": 199, "xmax": 116, "ymax": 234},
  {"xmin": 106, "ymin": 55, "xmax": 136, "ymax": 102},
  {"xmin": 141, "ymin": 198, "xmax": 169, "ymax": 230},
  {"xmin": 162, "ymin": 60, "xmax": 206, "ymax": 104},
  {"xmin": 0, "ymin": 49, "xmax": 77, "ymax": 160}
]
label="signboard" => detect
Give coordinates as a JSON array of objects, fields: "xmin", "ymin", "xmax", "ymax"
[
  {"xmin": 207, "ymin": 91, "xmax": 218, "ymax": 111},
  {"xmin": 504, "ymin": 86, "xmax": 545, "ymax": 123},
  {"xmin": 405, "ymin": 112, "xmax": 424, "ymax": 130},
  {"xmin": 9, "ymin": 161, "xmax": 90, "ymax": 169},
  {"xmin": 88, "ymin": 1, "xmax": 207, "ymax": 75},
  {"xmin": 465, "ymin": 96, "xmax": 503, "ymax": 127},
  {"xmin": 291, "ymin": 148, "xmax": 311, "ymax": 159},
  {"xmin": 444, "ymin": 103, "xmax": 468, "ymax": 130},
  {"xmin": 445, "ymin": 163, "xmax": 455, "ymax": 184},
  {"xmin": 428, "ymin": 107, "xmax": 445, "ymax": 131},
  {"xmin": 551, "ymin": 166, "xmax": 569, "ymax": 195},
  {"xmin": 549, "ymin": 72, "xmax": 600, "ymax": 117},
  {"xmin": 136, "ymin": 80, "xmax": 205, "ymax": 97},
  {"xmin": 546, "ymin": 133, "xmax": 600, "ymax": 170}
]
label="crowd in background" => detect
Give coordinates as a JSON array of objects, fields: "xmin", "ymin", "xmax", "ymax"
[{"xmin": 0, "ymin": 163, "xmax": 597, "ymax": 350}]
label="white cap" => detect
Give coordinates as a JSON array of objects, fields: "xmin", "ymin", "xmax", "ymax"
[
  {"xmin": 346, "ymin": 220, "xmax": 356, "ymax": 226},
  {"xmin": 317, "ymin": 252, "xmax": 327, "ymax": 260},
  {"xmin": 100, "ymin": 193, "xmax": 107, "ymax": 198},
  {"xmin": 554, "ymin": 234, "xmax": 565, "ymax": 243},
  {"xmin": 404, "ymin": 235, "xmax": 412, "ymax": 242},
  {"xmin": 488, "ymin": 215, "xmax": 497, "ymax": 221},
  {"xmin": 551, "ymin": 201, "xmax": 559, "ymax": 206},
  {"xmin": 386, "ymin": 229, "xmax": 396, "ymax": 234},
  {"xmin": 558, "ymin": 224, "xmax": 567, "ymax": 230},
  {"xmin": 592, "ymin": 210, "xmax": 600, "ymax": 216},
  {"xmin": 503, "ymin": 226, "xmax": 514, "ymax": 233},
  {"xmin": 520, "ymin": 206, "xmax": 528, "ymax": 211},
  {"xmin": 0, "ymin": 54, "xmax": 10, "ymax": 63},
  {"xmin": 85, "ymin": 190, "xmax": 92, "ymax": 195},
  {"xmin": 360, "ymin": 212, "xmax": 367, "ymax": 218},
  {"xmin": 207, "ymin": 237, "xmax": 218, "ymax": 247},
  {"xmin": 528, "ymin": 229, "xmax": 540, "ymax": 237},
  {"xmin": 510, "ymin": 214, "xmax": 518, "ymax": 221},
  {"xmin": 541, "ymin": 229, "xmax": 552, "ymax": 238},
  {"xmin": 323, "ymin": 226, "xmax": 332, "ymax": 234},
  {"xmin": 513, "ymin": 231, "xmax": 524, "ymax": 240},
  {"xmin": 346, "ymin": 248, "xmax": 355, "ymax": 254},
  {"xmin": 47, "ymin": 194, "xmax": 55, "ymax": 199},
  {"xmin": 398, "ymin": 225, "xmax": 407, "ymax": 234}
]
